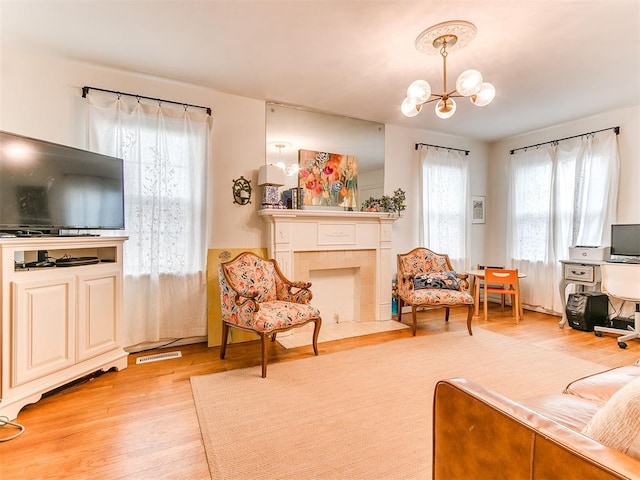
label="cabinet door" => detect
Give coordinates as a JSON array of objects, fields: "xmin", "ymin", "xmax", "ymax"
[
  {"xmin": 76, "ymin": 268, "xmax": 120, "ymax": 362},
  {"xmin": 12, "ymin": 275, "xmax": 76, "ymax": 387}
]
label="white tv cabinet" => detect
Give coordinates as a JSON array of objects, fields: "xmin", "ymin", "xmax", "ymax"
[{"xmin": 0, "ymin": 236, "xmax": 128, "ymax": 420}]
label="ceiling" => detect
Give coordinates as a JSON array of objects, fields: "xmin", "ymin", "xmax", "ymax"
[{"xmin": 2, "ymin": 0, "xmax": 639, "ymax": 142}]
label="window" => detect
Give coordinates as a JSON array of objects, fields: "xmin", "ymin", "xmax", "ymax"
[
  {"xmin": 87, "ymin": 93, "xmax": 211, "ymax": 346},
  {"xmin": 119, "ymin": 124, "xmax": 207, "ymax": 275},
  {"xmin": 507, "ymin": 130, "xmax": 619, "ymax": 313},
  {"xmin": 509, "ymin": 149, "xmax": 553, "ymax": 262},
  {"xmin": 419, "ymin": 147, "xmax": 469, "ymax": 268}
]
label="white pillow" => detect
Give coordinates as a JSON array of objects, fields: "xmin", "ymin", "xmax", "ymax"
[{"xmin": 582, "ymin": 376, "xmax": 640, "ymax": 460}]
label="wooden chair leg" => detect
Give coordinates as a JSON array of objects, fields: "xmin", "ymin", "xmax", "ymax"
[
  {"xmin": 311, "ymin": 318, "xmax": 321, "ymax": 356},
  {"xmin": 466, "ymin": 305, "xmax": 474, "ymax": 335},
  {"xmin": 483, "ymin": 290, "xmax": 489, "ymax": 322},
  {"xmin": 508, "ymin": 291, "xmax": 517, "ymax": 320},
  {"xmin": 261, "ymin": 333, "xmax": 269, "ymax": 378},
  {"xmin": 411, "ymin": 305, "xmax": 417, "ymax": 336},
  {"xmin": 517, "ymin": 278, "xmax": 524, "ymax": 320},
  {"xmin": 519, "ymin": 296, "xmax": 524, "ymax": 319},
  {"xmin": 271, "ymin": 333, "xmax": 277, "ymax": 342},
  {"xmin": 220, "ymin": 322, "xmax": 229, "ymax": 359},
  {"xmin": 445, "ymin": 307, "xmax": 450, "ymax": 322},
  {"xmin": 397, "ymin": 297, "xmax": 404, "ymax": 321}
]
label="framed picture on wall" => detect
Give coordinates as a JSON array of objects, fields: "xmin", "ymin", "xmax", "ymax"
[
  {"xmin": 472, "ymin": 196, "xmax": 486, "ymax": 224},
  {"xmin": 298, "ymin": 149, "xmax": 358, "ymax": 210}
]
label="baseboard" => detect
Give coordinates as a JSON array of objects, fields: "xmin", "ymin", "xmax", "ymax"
[{"xmin": 125, "ymin": 335, "xmax": 207, "ymax": 353}]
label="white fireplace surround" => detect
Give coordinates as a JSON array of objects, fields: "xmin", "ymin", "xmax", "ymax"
[{"xmin": 259, "ymin": 209, "xmax": 398, "ymax": 322}]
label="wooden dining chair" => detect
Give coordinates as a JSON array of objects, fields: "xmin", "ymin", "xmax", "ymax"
[
  {"xmin": 483, "ymin": 268, "xmax": 521, "ymax": 323},
  {"xmin": 477, "ymin": 264, "xmax": 506, "ymax": 311}
]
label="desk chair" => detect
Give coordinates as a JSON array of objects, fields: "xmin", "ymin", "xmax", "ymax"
[{"xmin": 594, "ymin": 263, "xmax": 640, "ymax": 349}]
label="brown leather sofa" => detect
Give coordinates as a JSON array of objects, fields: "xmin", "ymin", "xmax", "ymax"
[{"xmin": 433, "ymin": 366, "xmax": 640, "ymax": 479}]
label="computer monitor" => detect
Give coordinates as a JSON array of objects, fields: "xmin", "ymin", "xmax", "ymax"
[{"xmin": 610, "ymin": 224, "xmax": 640, "ymax": 258}]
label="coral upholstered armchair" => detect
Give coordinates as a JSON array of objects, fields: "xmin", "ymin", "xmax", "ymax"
[
  {"xmin": 396, "ymin": 247, "xmax": 475, "ymax": 336},
  {"xmin": 218, "ymin": 251, "xmax": 322, "ymax": 377}
]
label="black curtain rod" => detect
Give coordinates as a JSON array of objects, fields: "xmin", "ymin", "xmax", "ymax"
[
  {"xmin": 415, "ymin": 143, "xmax": 470, "ymax": 155},
  {"xmin": 82, "ymin": 86, "xmax": 212, "ymax": 116},
  {"xmin": 509, "ymin": 126, "xmax": 619, "ymax": 155}
]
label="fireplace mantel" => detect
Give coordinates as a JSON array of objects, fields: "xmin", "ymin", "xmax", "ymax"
[
  {"xmin": 258, "ymin": 209, "xmax": 400, "ymax": 221},
  {"xmin": 259, "ymin": 209, "xmax": 398, "ymax": 321}
]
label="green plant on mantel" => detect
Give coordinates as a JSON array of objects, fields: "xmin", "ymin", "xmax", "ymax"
[{"xmin": 361, "ymin": 188, "xmax": 406, "ymax": 216}]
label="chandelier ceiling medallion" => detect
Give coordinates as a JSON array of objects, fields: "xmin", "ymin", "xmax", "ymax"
[{"xmin": 401, "ymin": 20, "xmax": 495, "ymax": 119}]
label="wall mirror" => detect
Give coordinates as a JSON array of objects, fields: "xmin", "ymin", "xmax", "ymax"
[{"xmin": 265, "ymin": 102, "xmax": 385, "ymax": 210}]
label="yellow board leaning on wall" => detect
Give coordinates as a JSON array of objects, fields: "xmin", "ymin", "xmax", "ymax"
[{"xmin": 207, "ymin": 248, "xmax": 267, "ymax": 347}]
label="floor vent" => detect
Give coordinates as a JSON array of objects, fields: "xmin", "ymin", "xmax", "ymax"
[{"xmin": 136, "ymin": 351, "xmax": 182, "ymax": 365}]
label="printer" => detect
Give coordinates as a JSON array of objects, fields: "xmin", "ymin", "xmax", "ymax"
[{"xmin": 569, "ymin": 246, "xmax": 610, "ymax": 262}]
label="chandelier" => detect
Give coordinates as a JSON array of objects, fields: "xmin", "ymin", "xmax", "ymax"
[
  {"xmin": 268, "ymin": 141, "xmax": 299, "ymax": 176},
  {"xmin": 401, "ymin": 20, "xmax": 495, "ymax": 119}
]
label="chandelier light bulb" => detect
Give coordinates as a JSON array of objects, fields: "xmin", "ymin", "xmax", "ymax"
[
  {"xmin": 470, "ymin": 82, "xmax": 496, "ymax": 106},
  {"xmin": 406, "ymin": 80, "xmax": 431, "ymax": 104},
  {"xmin": 275, "ymin": 161, "xmax": 299, "ymax": 176},
  {"xmin": 401, "ymin": 97, "xmax": 421, "ymax": 117},
  {"xmin": 435, "ymin": 98, "xmax": 456, "ymax": 119},
  {"xmin": 456, "ymin": 69, "xmax": 483, "ymax": 97}
]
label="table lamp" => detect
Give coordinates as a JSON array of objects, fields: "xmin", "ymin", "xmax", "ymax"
[{"xmin": 257, "ymin": 164, "xmax": 285, "ymax": 207}]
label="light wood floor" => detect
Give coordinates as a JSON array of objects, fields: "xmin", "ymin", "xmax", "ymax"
[{"xmin": 1, "ymin": 306, "xmax": 638, "ymax": 480}]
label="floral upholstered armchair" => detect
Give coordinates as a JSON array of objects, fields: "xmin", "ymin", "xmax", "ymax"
[
  {"xmin": 218, "ymin": 251, "xmax": 322, "ymax": 377},
  {"xmin": 396, "ymin": 247, "xmax": 475, "ymax": 336}
]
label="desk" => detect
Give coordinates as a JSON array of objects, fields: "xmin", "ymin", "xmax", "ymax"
[
  {"xmin": 593, "ymin": 262, "xmax": 640, "ymax": 349},
  {"xmin": 558, "ymin": 259, "xmax": 604, "ymax": 328},
  {"xmin": 466, "ymin": 269, "xmax": 527, "ymax": 317}
]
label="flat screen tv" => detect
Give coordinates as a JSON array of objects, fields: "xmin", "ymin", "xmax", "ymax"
[
  {"xmin": 610, "ymin": 224, "xmax": 640, "ymax": 257},
  {"xmin": 0, "ymin": 130, "xmax": 124, "ymax": 235}
]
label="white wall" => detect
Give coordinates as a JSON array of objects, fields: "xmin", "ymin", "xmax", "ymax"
[
  {"xmin": 1, "ymin": 48, "xmax": 490, "ymax": 271},
  {"xmin": 6, "ymin": 49, "xmax": 634, "ymax": 278},
  {"xmin": 486, "ymin": 105, "xmax": 640, "ymax": 266},
  {"xmin": 385, "ymin": 124, "xmax": 489, "ymax": 268},
  {"xmin": 0, "ymin": 48, "xmax": 265, "ymax": 249}
]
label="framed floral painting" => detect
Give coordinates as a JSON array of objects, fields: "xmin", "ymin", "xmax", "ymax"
[{"xmin": 298, "ymin": 149, "xmax": 358, "ymax": 209}]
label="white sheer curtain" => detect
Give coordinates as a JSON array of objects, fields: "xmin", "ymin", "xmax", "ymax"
[
  {"xmin": 507, "ymin": 146, "xmax": 557, "ymax": 311},
  {"xmin": 507, "ymin": 129, "xmax": 619, "ymax": 314},
  {"xmin": 86, "ymin": 93, "xmax": 210, "ymax": 347},
  {"xmin": 419, "ymin": 146, "xmax": 470, "ymax": 272}
]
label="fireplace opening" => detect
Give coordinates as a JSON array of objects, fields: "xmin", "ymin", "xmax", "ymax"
[
  {"xmin": 294, "ymin": 249, "xmax": 376, "ymax": 323},
  {"xmin": 309, "ymin": 267, "xmax": 359, "ymax": 323}
]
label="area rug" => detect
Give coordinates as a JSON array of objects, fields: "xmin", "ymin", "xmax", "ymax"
[{"xmin": 190, "ymin": 328, "xmax": 607, "ymax": 480}]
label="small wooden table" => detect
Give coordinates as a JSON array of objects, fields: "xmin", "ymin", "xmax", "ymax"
[{"xmin": 466, "ymin": 269, "xmax": 527, "ymax": 317}]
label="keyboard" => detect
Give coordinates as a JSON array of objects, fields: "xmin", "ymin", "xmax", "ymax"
[
  {"xmin": 607, "ymin": 258, "xmax": 640, "ymax": 264},
  {"xmin": 55, "ymin": 256, "xmax": 100, "ymax": 267}
]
